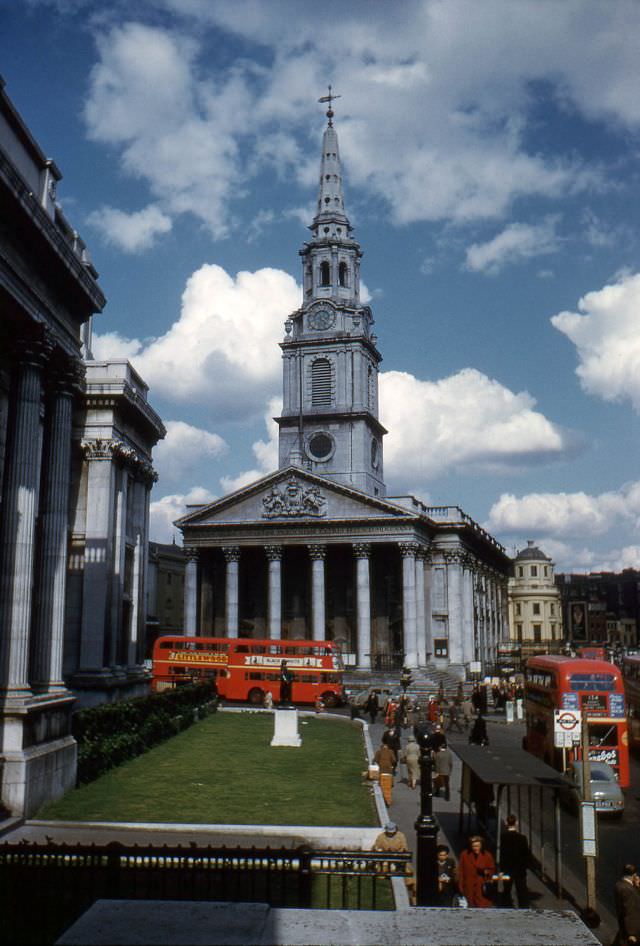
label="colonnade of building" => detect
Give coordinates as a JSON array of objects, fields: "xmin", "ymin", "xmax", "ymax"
[
  {"xmin": 0, "ymin": 329, "xmax": 83, "ymax": 703},
  {"xmin": 182, "ymin": 539, "xmax": 508, "ymax": 673}
]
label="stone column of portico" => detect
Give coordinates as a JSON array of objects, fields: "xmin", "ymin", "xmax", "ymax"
[
  {"xmin": 31, "ymin": 360, "xmax": 83, "ymax": 692},
  {"xmin": 415, "ymin": 548, "xmax": 427, "ymax": 666},
  {"xmin": 399, "ymin": 543, "xmax": 418, "ymax": 668},
  {"xmin": 353, "ymin": 544, "xmax": 371, "ymax": 670},
  {"xmin": 223, "ymin": 547, "xmax": 241, "ymax": 637},
  {"xmin": 265, "ymin": 545, "xmax": 283, "ymax": 640},
  {"xmin": 423, "ymin": 550, "xmax": 433, "ymax": 665},
  {"xmin": 183, "ymin": 548, "xmax": 199, "ymax": 635},
  {"xmin": 462, "ymin": 557, "xmax": 475, "ymax": 667},
  {"xmin": 0, "ymin": 332, "xmax": 52, "ymax": 698},
  {"xmin": 444, "ymin": 551, "xmax": 464, "ymax": 665},
  {"xmin": 308, "ymin": 545, "xmax": 326, "ymax": 641},
  {"xmin": 79, "ymin": 440, "xmax": 118, "ymax": 673}
]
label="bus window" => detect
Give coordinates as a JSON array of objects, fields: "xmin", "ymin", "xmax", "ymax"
[{"xmin": 236, "ymin": 644, "xmax": 250, "ymax": 653}]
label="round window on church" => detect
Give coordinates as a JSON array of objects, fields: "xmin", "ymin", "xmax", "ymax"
[{"xmin": 307, "ymin": 432, "xmax": 334, "ymax": 462}]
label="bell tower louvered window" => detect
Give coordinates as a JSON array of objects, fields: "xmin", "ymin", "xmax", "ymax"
[
  {"xmin": 319, "ymin": 261, "xmax": 331, "ymax": 286},
  {"xmin": 311, "ymin": 358, "xmax": 332, "ymax": 407}
]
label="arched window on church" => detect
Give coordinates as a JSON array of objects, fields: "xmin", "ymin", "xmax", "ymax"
[
  {"xmin": 339, "ymin": 261, "xmax": 348, "ymax": 287},
  {"xmin": 311, "ymin": 358, "xmax": 333, "ymax": 407},
  {"xmin": 319, "ymin": 261, "xmax": 331, "ymax": 287}
]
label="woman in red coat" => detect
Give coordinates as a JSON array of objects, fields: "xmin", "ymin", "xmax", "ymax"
[{"xmin": 457, "ymin": 835, "xmax": 496, "ymax": 907}]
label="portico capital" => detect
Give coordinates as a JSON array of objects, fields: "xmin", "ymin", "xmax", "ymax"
[
  {"xmin": 352, "ymin": 542, "xmax": 371, "ymax": 559},
  {"xmin": 398, "ymin": 541, "xmax": 419, "ymax": 559},
  {"xmin": 184, "ymin": 546, "xmax": 199, "ymax": 563},
  {"xmin": 223, "ymin": 546, "xmax": 241, "ymax": 564},
  {"xmin": 307, "ymin": 544, "xmax": 327, "ymax": 561},
  {"xmin": 264, "ymin": 544, "xmax": 283, "ymax": 562}
]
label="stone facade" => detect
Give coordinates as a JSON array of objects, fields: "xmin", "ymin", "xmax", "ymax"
[
  {"xmin": 177, "ymin": 106, "xmax": 510, "ymax": 678},
  {"xmin": 65, "ymin": 361, "xmax": 165, "ymax": 708},
  {"xmin": 146, "ymin": 541, "xmax": 186, "ymax": 656},
  {"xmin": 556, "ymin": 569, "xmax": 640, "ymax": 647},
  {"xmin": 508, "ymin": 541, "xmax": 563, "ymax": 658},
  {"xmin": 0, "ymin": 81, "xmax": 164, "ymax": 814}
]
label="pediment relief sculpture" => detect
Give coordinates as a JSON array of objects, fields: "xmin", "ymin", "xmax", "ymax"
[{"xmin": 262, "ymin": 477, "xmax": 327, "ymax": 519}]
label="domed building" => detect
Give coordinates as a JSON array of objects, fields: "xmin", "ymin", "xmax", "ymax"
[{"xmin": 508, "ymin": 541, "xmax": 563, "ymax": 657}]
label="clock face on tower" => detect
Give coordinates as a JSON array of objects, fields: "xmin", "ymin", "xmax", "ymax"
[{"xmin": 308, "ymin": 308, "xmax": 336, "ymax": 331}]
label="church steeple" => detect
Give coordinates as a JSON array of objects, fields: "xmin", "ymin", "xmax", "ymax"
[{"xmin": 275, "ymin": 93, "xmax": 387, "ymax": 497}]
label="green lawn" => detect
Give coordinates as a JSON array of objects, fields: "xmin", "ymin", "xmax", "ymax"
[{"xmin": 37, "ymin": 712, "xmax": 377, "ymax": 826}]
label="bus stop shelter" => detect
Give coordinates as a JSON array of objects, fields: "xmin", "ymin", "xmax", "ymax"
[{"xmin": 453, "ymin": 745, "xmax": 568, "ymax": 898}]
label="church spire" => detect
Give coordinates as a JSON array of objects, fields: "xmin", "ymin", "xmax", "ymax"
[{"xmin": 314, "ymin": 87, "xmax": 349, "ymax": 231}]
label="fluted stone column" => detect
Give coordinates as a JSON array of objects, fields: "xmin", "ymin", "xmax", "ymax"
[
  {"xmin": 31, "ymin": 361, "xmax": 82, "ymax": 691},
  {"xmin": 0, "ymin": 333, "xmax": 51, "ymax": 697},
  {"xmin": 79, "ymin": 440, "xmax": 117, "ymax": 672},
  {"xmin": 109, "ymin": 468, "xmax": 128, "ymax": 666},
  {"xmin": 444, "ymin": 551, "xmax": 464, "ymax": 665},
  {"xmin": 353, "ymin": 544, "xmax": 371, "ymax": 670},
  {"xmin": 423, "ymin": 551, "xmax": 433, "ymax": 664},
  {"xmin": 400, "ymin": 543, "xmax": 418, "ymax": 668},
  {"xmin": 308, "ymin": 545, "xmax": 326, "ymax": 641},
  {"xmin": 183, "ymin": 548, "xmax": 199, "ymax": 635},
  {"xmin": 415, "ymin": 548, "xmax": 427, "ymax": 666},
  {"xmin": 462, "ymin": 558, "xmax": 475, "ymax": 666},
  {"xmin": 265, "ymin": 545, "xmax": 283, "ymax": 639},
  {"xmin": 223, "ymin": 546, "xmax": 240, "ymax": 637}
]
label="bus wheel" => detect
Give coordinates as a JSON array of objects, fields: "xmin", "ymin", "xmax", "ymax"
[
  {"xmin": 321, "ymin": 691, "xmax": 338, "ymax": 709},
  {"xmin": 248, "ymin": 688, "xmax": 264, "ymax": 705}
]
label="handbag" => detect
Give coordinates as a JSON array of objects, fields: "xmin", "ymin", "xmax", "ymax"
[{"xmin": 481, "ymin": 880, "xmax": 496, "ymax": 899}]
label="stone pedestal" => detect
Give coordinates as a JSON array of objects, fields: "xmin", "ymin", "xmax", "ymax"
[
  {"xmin": 270, "ymin": 708, "xmax": 302, "ymax": 747},
  {"xmin": 1, "ymin": 693, "xmax": 77, "ymax": 816}
]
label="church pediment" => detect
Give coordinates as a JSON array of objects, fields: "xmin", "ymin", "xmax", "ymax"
[{"xmin": 176, "ymin": 468, "xmax": 414, "ymax": 529}]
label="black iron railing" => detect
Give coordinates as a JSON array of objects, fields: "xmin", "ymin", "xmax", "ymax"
[{"xmin": 0, "ymin": 841, "xmax": 410, "ymax": 944}]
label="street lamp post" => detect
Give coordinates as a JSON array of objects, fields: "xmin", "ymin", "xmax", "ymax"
[{"xmin": 414, "ymin": 739, "xmax": 439, "ymax": 905}]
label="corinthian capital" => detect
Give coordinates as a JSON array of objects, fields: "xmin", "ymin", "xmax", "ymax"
[
  {"xmin": 17, "ymin": 325, "xmax": 55, "ymax": 368},
  {"xmin": 265, "ymin": 545, "xmax": 283, "ymax": 562},
  {"xmin": 352, "ymin": 543, "xmax": 371, "ymax": 559},
  {"xmin": 81, "ymin": 438, "xmax": 119, "ymax": 461},
  {"xmin": 223, "ymin": 546, "xmax": 241, "ymax": 564}
]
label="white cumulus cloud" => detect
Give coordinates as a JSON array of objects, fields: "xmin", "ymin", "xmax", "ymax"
[
  {"xmin": 486, "ymin": 481, "xmax": 640, "ymax": 538},
  {"xmin": 465, "ymin": 217, "xmax": 560, "ymax": 274},
  {"xmin": 87, "ymin": 204, "xmax": 172, "ymax": 252},
  {"xmin": 94, "ymin": 263, "xmax": 300, "ymax": 417},
  {"xmin": 154, "ymin": 420, "xmax": 228, "ymax": 486},
  {"xmin": 220, "ymin": 396, "xmax": 281, "ymax": 494},
  {"xmin": 150, "ymin": 485, "xmax": 216, "ymax": 543},
  {"xmin": 551, "ymin": 271, "xmax": 640, "ymax": 411},
  {"xmin": 380, "ymin": 368, "xmax": 575, "ymax": 480}
]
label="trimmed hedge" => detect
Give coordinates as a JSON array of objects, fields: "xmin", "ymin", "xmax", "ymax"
[{"xmin": 73, "ymin": 682, "xmax": 218, "ymax": 784}]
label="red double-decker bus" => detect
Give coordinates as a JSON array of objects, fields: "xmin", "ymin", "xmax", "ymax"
[
  {"xmin": 524, "ymin": 655, "xmax": 630, "ymax": 787},
  {"xmin": 151, "ymin": 635, "xmax": 345, "ymax": 707},
  {"xmin": 621, "ymin": 654, "xmax": 640, "ymax": 751}
]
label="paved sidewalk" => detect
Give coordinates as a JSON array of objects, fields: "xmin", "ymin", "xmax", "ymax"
[{"xmin": 365, "ymin": 711, "xmax": 617, "ymax": 946}]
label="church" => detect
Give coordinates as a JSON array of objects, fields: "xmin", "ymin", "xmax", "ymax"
[{"xmin": 177, "ymin": 100, "xmax": 510, "ymax": 679}]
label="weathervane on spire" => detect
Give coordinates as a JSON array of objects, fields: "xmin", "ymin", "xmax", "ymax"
[{"xmin": 318, "ymin": 85, "xmax": 341, "ymax": 126}]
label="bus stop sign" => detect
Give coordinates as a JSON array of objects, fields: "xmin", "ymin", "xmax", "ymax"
[{"xmin": 554, "ymin": 709, "xmax": 582, "ymax": 747}]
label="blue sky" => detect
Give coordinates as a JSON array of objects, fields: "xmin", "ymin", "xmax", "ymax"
[{"xmin": 4, "ymin": 0, "xmax": 640, "ymax": 572}]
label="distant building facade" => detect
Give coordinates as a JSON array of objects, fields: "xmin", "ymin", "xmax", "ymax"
[
  {"xmin": 146, "ymin": 541, "xmax": 186, "ymax": 656},
  {"xmin": 0, "ymin": 80, "xmax": 164, "ymax": 814},
  {"xmin": 508, "ymin": 541, "xmax": 563, "ymax": 658},
  {"xmin": 177, "ymin": 105, "xmax": 511, "ymax": 678},
  {"xmin": 556, "ymin": 569, "xmax": 640, "ymax": 648}
]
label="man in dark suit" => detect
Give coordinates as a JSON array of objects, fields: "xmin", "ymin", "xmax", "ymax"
[
  {"xmin": 499, "ymin": 814, "xmax": 530, "ymax": 908},
  {"xmin": 615, "ymin": 864, "xmax": 640, "ymax": 945}
]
